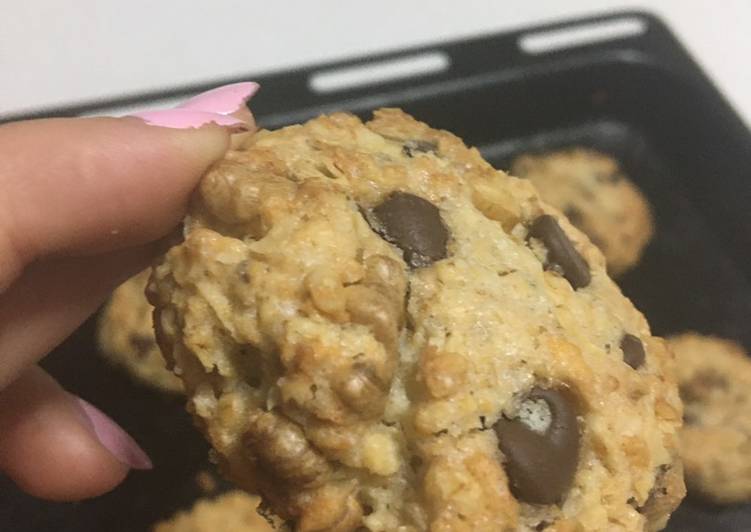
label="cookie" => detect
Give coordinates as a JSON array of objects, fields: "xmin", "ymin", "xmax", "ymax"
[
  {"xmin": 511, "ymin": 148, "xmax": 654, "ymax": 276},
  {"xmin": 97, "ymin": 270, "xmax": 182, "ymax": 393},
  {"xmin": 668, "ymin": 332, "xmax": 751, "ymax": 503},
  {"xmin": 149, "ymin": 109, "xmax": 683, "ymax": 531},
  {"xmin": 153, "ymin": 491, "xmax": 272, "ymax": 532}
]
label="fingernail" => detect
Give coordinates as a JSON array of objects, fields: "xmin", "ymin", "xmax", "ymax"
[
  {"xmin": 75, "ymin": 398, "xmax": 153, "ymax": 470},
  {"xmin": 130, "ymin": 109, "xmax": 249, "ymax": 131},
  {"xmin": 129, "ymin": 81, "xmax": 259, "ymax": 130},
  {"xmin": 178, "ymin": 81, "xmax": 260, "ymax": 115}
]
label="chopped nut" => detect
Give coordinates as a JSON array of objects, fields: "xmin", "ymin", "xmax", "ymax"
[
  {"xmin": 421, "ymin": 348, "xmax": 468, "ymax": 398},
  {"xmin": 243, "ymin": 410, "xmax": 331, "ymax": 487},
  {"xmin": 334, "ymin": 363, "xmax": 388, "ymax": 418},
  {"xmin": 296, "ymin": 483, "xmax": 363, "ymax": 532}
]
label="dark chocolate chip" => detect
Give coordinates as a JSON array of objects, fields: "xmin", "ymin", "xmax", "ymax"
[
  {"xmin": 529, "ymin": 215, "xmax": 591, "ymax": 289},
  {"xmin": 621, "ymin": 334, "xmax": 646, "ymax": 369},
  {"xmin": 369, "ymin": 192, "xmax": 448, "ymax": 268},
  {"xmin": 402, "ymin": 139, "xmax": 438, "ymax": 157},
  {"xmin": 494, "ymin": 387, "xmax": 581, "ymax": 504}
]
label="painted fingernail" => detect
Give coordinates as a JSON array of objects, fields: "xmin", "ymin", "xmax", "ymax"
[
  {"xmin": 178, "ymin": 81, "xmax": 260, "ymax": 115},
  {"xmin": 130, "ymin": 109, "xmax": 249, "ymax": 131},
  {"xmin": 75, "ymin": 398, "xmax": 153, "ymax": 470}
]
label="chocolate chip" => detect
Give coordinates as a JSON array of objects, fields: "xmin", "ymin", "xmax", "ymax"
[
  {"xmin": 529, "ymin": 215, "xmax": 591, "ymax": 289},
  {"xmin": 369, "ymin": 192, "xmax": 448, "ymax": 268},
  {"xmin": 402, "ymin": 139, "xmax": 438, "ymax": 157},
  {"xmin": 621, "ymin": 334, "xmax": 646, "ymax": 369},
  {"xmin": 494, "ymin": 387, "xmax": 581, "ymax": 504}
]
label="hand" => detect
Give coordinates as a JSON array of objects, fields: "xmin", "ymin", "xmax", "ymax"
[{"xmin": 0, "ymin": 83, "xmax": 257, "ymax": 501}]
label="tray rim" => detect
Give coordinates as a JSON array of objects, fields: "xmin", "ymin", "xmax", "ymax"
[{"xmin": 3, "ymin": 8, "xmax": 746, "ymax": 142}]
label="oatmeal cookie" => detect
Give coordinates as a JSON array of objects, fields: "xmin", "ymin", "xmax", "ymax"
[
  {"xmin": 153, "ymin": 491, "xmax": 271, "ymax": 532},
  {"xmin": 150, "ymin": 109, "xmax": 683, "ymax": 531},
  {"xmin": 97, "ymin": 270, "xmax": 182, "ymax": 393},
  {"xmin": 511, "ymin": 148, "xmax": 654, "ymax": 276},
  {"xmin": 669, "ymin": 332, "xmax": 751, "ymax": 503}
]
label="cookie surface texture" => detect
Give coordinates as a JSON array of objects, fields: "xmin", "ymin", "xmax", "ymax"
[
  {"xmin": 669, "ymin": 333, "xmax": 751, "ymax": 504},
  {"xmin": 153, "ymin": 491, "xmax": 270, "ymax": 532},
  {"xmin": 98, "ymin": 270, "xmax": 182, "ymax": 392},
  {"xmin": 150, "ymin": 109, "xmax": 683, "ymax": 531},
  {"xmin": 511, "ymin": 148, "xmax": 654, "ymax": 276}
]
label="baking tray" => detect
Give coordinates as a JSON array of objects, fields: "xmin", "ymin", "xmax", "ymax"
[{"xmin": 3, "ymin": 10, "xmax": 751, "ymax": 531}]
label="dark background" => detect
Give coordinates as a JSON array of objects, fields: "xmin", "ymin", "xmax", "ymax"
[{"xmin": 2, "ymin": 12, "xmax": 751, "ymax": 531}]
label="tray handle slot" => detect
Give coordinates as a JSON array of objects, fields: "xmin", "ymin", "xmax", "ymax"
[
  {"xmin": 519, "ymin": 16, "xmax": 647, "ymax": 55},
  {"xmin": 307, "ymin": 51, "xmax": 451, "ymax": 94}
]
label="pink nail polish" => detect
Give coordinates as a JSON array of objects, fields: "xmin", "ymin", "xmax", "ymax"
[
  {"xmin": 178, "ymin": 81, "xmax": 260, "ymax": 115},
  {"xmin": 75, "ymin": 398, "xmax": 153, "ymax": 470},
  {"xmin": 130, "ymin": 109, "xmax": 249, "ymax": 131}
]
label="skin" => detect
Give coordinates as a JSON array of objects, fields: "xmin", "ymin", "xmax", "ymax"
[{"xmin": 0, "ymin": 115, "xmax": 249, "ymax": 501}]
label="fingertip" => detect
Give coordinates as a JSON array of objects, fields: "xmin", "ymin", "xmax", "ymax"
[
  {"xmin": 75, "ymin": 397, "xmax": 153, "ymax": 471},
  {"xmin": 0, "ymin": 115, "xmax": 235, "ymax": 269},
  {"xmin": 127, "ymin": 110, "xmax": 249, "ymax": 132},
  {"xmin": 156, "ymin": 116, "xmax": 235, "ymax": 170},
  {"xmin": 0, "ymin": 367, "xmax": 141, "ymax": 501},
  {"xmin": 177, "ymin": 81, "xmax": 260, "ymax": 115},
  {"xmin": 108, "ymin": 114, "xmax": 235, "ymax": 173},
  {"xmin": 8, "ymin": 446, "xmax": 130, "ymax": 502}
]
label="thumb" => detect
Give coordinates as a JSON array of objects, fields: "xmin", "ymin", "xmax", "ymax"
[
  {"xmin": 0, "ymin": 82, "xmax": 258, "ymax": 387},
  {"xmin": 0, "ymin": 111, "xmax": 246, "ymax": 290}
]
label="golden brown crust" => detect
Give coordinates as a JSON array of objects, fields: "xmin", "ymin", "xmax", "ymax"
[
  {"xmin": 669, "ymin": 332, "xmax": 751, "ymax": 504},
  {"xmin": 150, "ymin": 109, "xmax": 683, "ymax": 530}
]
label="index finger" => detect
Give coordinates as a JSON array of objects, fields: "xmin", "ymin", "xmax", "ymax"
[{"xmin": 0, "ymin": 115, "xmax": 232, "ymax": 291}]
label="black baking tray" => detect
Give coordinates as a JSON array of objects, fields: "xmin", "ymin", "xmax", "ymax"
[{"xmin": 3, "ymin": 10, "xmax": 751, "ymax": 532}]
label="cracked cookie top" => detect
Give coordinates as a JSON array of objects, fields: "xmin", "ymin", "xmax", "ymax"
[{"xmin": 149, "ymin": 109, "xmax": 683, "ymax": 531}]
